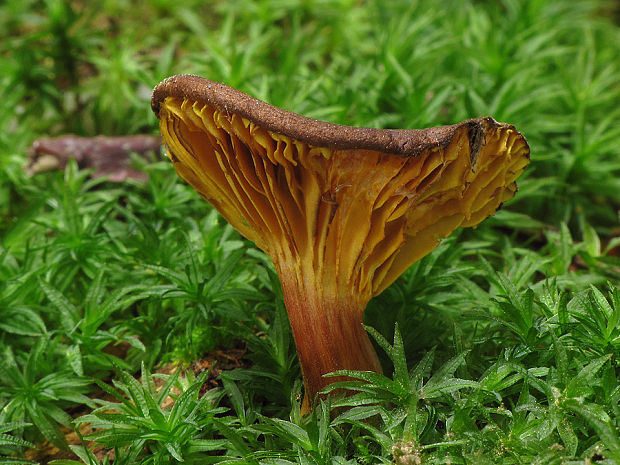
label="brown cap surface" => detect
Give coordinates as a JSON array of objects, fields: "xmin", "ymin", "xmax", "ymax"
[{"xmin": 152, "ymin": 74, "xmax": 523, "ymax": 159}]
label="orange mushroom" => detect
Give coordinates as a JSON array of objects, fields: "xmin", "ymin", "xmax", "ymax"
[{"xmin": 151, "ymin": 75, "xmax": 530, "ymax": 413}]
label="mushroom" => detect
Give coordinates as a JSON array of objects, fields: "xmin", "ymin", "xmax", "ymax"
[{"xmin": 151, "ymin": 75, "xmax": 530, "ymax": 413}]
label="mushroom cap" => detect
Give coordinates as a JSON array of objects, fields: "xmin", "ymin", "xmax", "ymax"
[
  {"xmin": 152, "ymin": 74, "xmax": 514, "ymax": 158},
  {"xmin": 152, "ymin": 75, "xmax": 530, "ymax": 297}
]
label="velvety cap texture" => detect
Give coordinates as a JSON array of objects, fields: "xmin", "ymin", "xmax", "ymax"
[{"xmin": 151, "ymin": 74, "xmax": 526, "ymax": 159}]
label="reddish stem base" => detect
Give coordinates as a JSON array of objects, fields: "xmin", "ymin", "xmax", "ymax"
[{"xmin": 279, "ymin": 275, "xmax": 382, "ymax": 413}]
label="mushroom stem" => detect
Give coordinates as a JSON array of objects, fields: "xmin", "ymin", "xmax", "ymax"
[{"xmin": 277, "ymin": 264, "xmax": 382, "ymax": 413}]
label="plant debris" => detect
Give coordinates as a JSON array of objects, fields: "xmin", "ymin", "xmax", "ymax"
[{"xmin": 27, "ymin": 134, "xmax": 162, "ymax": 182}]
